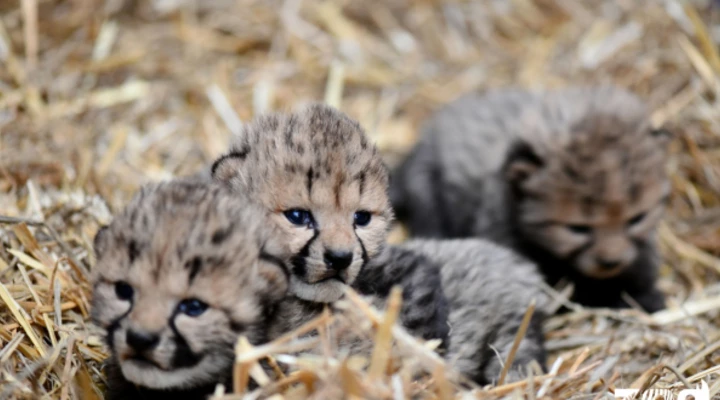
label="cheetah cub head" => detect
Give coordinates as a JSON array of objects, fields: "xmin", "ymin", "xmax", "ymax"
[
  {"xmin": 504, "ymin": 86, "xmax": 671, "ymax": 279},
  {"xmin": 211, "ymin": 104, "xmax": 393, "ymax": 303},
  {"xmin": 91, "ymin": 180, "xmax": 288, "ymax": 391}
]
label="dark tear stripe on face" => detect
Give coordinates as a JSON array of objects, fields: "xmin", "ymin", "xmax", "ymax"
[
  {"xmin": 210, "ymin": 147, "xmax": 251, "ymax": 177},
  {"xmin": 106, "ymin": 316, "xmax": 126, "ymax": 350},
  {"xmin": 291, "ymin": 229, "xmax": 319, "ymax": 278},
  {"xmin": 353, "ymin": 230, "xmax": 369, "ymax": 269},
  {"xmin": 105, "ymin": 291, "xmax": 134, "ymax": 350},
  {"xmin": 168, "ymin": 309, "xmax": 204, "ymax": 369}
]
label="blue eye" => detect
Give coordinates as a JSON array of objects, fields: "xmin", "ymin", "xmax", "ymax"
[
  {"xmin": 283, "ymin": 209, "xmax": 313, "ymax": 226},
  {"xmin": 354, "ymin": 211, "xmax": 372, "ymax": 227},
  {"xmin": 115, "ymin": 281, "xmax": 134, "ymax": 301},
  {"xmin": 566, "ymin": 224, "xmax": 592, "ymax": 235},
  {"xmin": 177, "ymin": 299, "xmax": 208, "ymax": 317}
]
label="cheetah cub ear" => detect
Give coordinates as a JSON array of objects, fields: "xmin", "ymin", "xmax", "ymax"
[
  {"xmin": 503, "ymin": 141, "xmax": 545, "ymax": 186},
  {"xmin": 210, "ymin": 148, "xmax": 250, "ymax": 183}
]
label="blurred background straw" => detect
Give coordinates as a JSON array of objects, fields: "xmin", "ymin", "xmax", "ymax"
[{"xmin": 2, "ymin": 0, "xmax": 720, "ymax": 398}]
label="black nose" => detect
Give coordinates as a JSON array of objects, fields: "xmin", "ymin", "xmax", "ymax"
[
  {"xmin": 597, "ymin": 259, "xmax": 622, "ymax": 270},
  {"xmin": 324, "ymin": 250, "xmax": 353, "ymax": 271},
  {"xmin": 126, "ymin": 330, "xmax": 160, "ymax": 352}
]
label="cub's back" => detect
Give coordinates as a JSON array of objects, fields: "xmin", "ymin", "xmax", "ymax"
[
  {"xmin": 411, "ymin": 86, "xmax": 650, "ymax": 185},
  {"xmin": 421, "ymin": 89, "xmax": 537, "ymax": 184},
  {"xmin": 395, "ymin": 238, "xmax": 548, "ymax": 383},
  {"xmin": 397, "ymin": 239, "xmax": 547, "ymax": 312}
]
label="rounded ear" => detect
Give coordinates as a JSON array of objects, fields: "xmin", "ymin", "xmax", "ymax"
[
  {"xmin": 503, "ymin": 141, "xmax": 545, "ymax": 185},
  {"xmin": 210, "ymin": 148, "xmax": 250, "ymax": 182},
  {"xmin": 93, "ymin": 226, "xmax": 110, "ymax": 258}
]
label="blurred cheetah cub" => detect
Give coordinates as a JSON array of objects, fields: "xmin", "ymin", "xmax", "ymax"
[
  {"xmin": 91, "ymin": 180, "xmax": 288, "ymax": 399},
  {"xmin": 391, "ymin": 86, "xmax": 670, "ymax": 312}
]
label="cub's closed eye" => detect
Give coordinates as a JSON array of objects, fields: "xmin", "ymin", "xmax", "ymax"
[
  {"xmin": 566, "ymin": 224, "xmax": 592, "ymax": 235},
  {"xmin": 354, "ymin": 211, "xmax": 372, "ymax": 227},
  {"xmin": 115, "ymin": 281, "xmax": 134, "ymax": 301},
  {"xmin": 627, "ymin": 212, "xmax": 646, "ymax": 227},
  {"xmin": 283, "ymin": 209, "xmax": 313, "ymax": 227},
  {"xmin": 177, "ymin": 299, "xmax": 208, "ymax": 317}
]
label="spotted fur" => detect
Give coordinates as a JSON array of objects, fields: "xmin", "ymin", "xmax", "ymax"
[
  {"xmin": 209, "ymin": 104, "xmax": 542, "ymax": 386},
  {"xmin": 390, "ymin": 86, "xmax": 670, "ymax": 312},
  {"xmin": 91, "ymin": 180, "xmax": 290, "ymax": 398},
  {"xmin": 211, "ymin": 104, "xmax": 393, "ymax": 303},
  {"xmin": 356, "ymin": 245, "xmax": 451, "ymax": 345},
  {"xmin": 358, "ymin": 239, "xmax": 548, "ymax": 384}
]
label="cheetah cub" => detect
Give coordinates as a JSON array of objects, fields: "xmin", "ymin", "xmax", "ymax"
[
  {"xmin": 390, "ymin": 86, "xmax": 670, "ymax": 312},
  {"xmin": 91, "ymin": 180, "xmax": 289, "ymax": 399},
  {"xmin": 211, "ymin": 104, "xmax": 393, "ymax": 304},
  {"xmin": 210, "ymin": 104, "xmax": 449, "ymax": 343}
]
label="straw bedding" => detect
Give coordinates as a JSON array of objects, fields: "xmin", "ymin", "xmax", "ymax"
[{"xmin": 2, "ymin": 0, "xmax": 720, "ymax": 398}]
